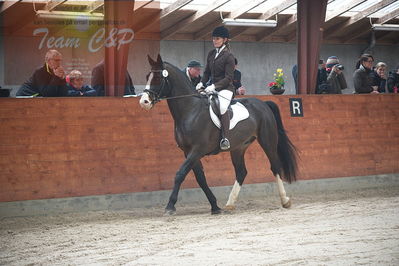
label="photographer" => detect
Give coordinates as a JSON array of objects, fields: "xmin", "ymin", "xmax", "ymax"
[{"xmin": 326, "ymin": 56, "xmax": 347, "ymax": 94}]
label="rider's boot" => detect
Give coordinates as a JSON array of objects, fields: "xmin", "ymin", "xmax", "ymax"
[{"xmin": 220, "ymin": 112, "xmax": 230, "ymax": 150}]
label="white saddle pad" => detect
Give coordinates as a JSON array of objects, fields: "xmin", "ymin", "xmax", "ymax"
[{"xmin": 209, "ymin": 101, "xmax": 249, "ymax": 130}]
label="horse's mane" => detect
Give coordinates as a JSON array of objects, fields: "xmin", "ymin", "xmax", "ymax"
[{"xmin": 164, "ymin": 61, "xmax": 196, "ymax": 92}]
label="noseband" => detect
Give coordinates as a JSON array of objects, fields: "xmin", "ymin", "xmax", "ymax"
[{"xmin": 144, "ymin": 69, "xmax": 169, "ymax": 104}]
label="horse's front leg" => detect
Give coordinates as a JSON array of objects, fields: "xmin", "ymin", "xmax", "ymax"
[
  {"xmin": 165, "ymin": 154, "xmax": 198, "ymax": 215},
  {"xmin": 192, "ymin": 160, "xmax": 221, "ymax": 214}
]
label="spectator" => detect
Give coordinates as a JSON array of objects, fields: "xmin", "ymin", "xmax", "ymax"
[
  {"xmin": 370, "ymin": 62, "xmax": 387, "ymax": 93},
  {"xmin": 292, "ymin": 64, "xmax": 298, "ymax": 94},
  {"xmin": 16, "ymin": 49, "xmax": 68, "ymax": 97},
  {"xmin": 66, "ymin": 70, "xmax": 96, "ymax": 97},
  {"xmin": 233, "ymin": 58, "xmax": 246, "ymax": 95},
  {"xmin": 91, "ymin": 60, "xmax": 136, "ymax": 96},
  {"xmin": 387, "ymin": 64, "xmax": 399, "ymax": 93},
  {"xmin": 315, "ymin": 59, "xmax": 328, "ymax": 94},
  {"xmin": 183, "ymin": 60, "xmax": 202, "ymax": 88},
  {"xmin": 353, "ymin": 54, "xmax": 377, "ymax": 94},
  {"xmin": 0, "ymin": 86, "xmax": 10, "ymax": 97},
  {"xmin": 326, "ymin": 56, "xmax": 347, "ymax": 94}
]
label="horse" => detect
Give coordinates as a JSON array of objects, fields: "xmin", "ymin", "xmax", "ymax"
[{"xmin": 139, "ymin": 55, "xmax": 298, "ymax": 215}]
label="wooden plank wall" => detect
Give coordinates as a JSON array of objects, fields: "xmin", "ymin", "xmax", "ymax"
[{"xmin": 0, "ymin": 95, "xmax": 398, "ymax": 202}]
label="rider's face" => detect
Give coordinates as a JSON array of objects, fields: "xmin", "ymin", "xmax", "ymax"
[{"xmin": 213, "ymin": 37, "xmax": 227, "ymax": 48}]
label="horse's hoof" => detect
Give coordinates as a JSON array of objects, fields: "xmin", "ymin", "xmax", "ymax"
[
  {"xmin": 282, "ymin": 198, "xmax": 291, "ymax": 209},
  {"xmin": 224, "ymin": 205, "xmax": 236, "ymax": 211},
  {"xmin": 164, "ymin": 209, "xmax": 176, "ymax": 216},
  {"xmin": 211, "ymin": 208, "xmax": 222, "ymax": 215}
]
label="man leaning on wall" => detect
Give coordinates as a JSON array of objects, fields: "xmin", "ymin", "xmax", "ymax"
[{"xmin": 16, "ymin": 49, "xmax": 68, "ymax": 97}]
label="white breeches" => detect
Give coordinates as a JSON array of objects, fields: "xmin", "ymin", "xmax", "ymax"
[{"xmin": 219, "ymin": 90, "xmax": 233, "ymax": 115}]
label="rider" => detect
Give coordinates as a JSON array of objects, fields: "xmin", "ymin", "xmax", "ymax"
[{"xmin": 196, "ymin": 26, "xmax": 235, "ymax": 150}]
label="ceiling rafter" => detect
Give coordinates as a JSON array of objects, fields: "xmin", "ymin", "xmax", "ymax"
[
  {"xmin": 256, "ymin": 14, "xmax": 297, "ymax": 42},
  {"xmin": 345, "ymin": 7, "xmax": 399, "ymax": 43},
  {"xmin": 193, "ymin": 0, "xmax": 266, "ymax": 40},
  {"xmin": 162, "ymin": 0, "xmax": 230, "ymax": 39},
  {"xmin": 376, "ymin": 6, "xmax": 399, "ymax": 24},
  {"xmin": 0, "ymin": 0, "xmax": 21, "ymax": 13},
  {"xmin": 135, "ymin": 0, "xmax": 194, "ymax": 34},
  {"xmin": 230, "ymin": 0, "xmax": 296, "ymax": 39},
  {"xmin": 325, "ymin": 0, "xmax": 367, "ymax": 22},
  {"xmin": 324, "ymin": 0, "xmax": 397, "ymax": 38},
  {"xmin": 87, "ymin": 0, "xmax": 104, "ymax": 13},
  {"xmin": 45, "ymin": 0, "xmax": 67, "ymax": 11}
]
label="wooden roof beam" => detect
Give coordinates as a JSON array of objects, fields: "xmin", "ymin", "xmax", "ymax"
[
  {"xmin": 229, "ymin": 0, "xmax": 296, "ymax": 39},
  {"xmin": 87, "ymin": 0, "xmax": 104, "ymax": 13},
  {"xmin": 193, "ymin": 0, "xmax": 267, "ymax": 40},
  {"xmin": 0, "ymin": 0, "xmax": 21, "ymax": 13},
  {"xmin": 135, "ymin": 0, "xmax": 194, "ymax": 34},
  {"xmin": 256, "ymin": 14, "xmax": 297, "ymax": 42},
  {"xmin": 325, "ymin": 0, "xmax": 366, "ymax": 22},
  {"xmin": 161, "ymin": 0, "xmax": 230, "ymax": 39},
  {"xmin": 376, "ymin": 6, "xmax": 399, "ymax": 24},
  {"xmin": 45, "ymin": 0, "xmax": 67, "ymax": 11},
  {"xmin": 324, "ymin": 0, "xmax": 397, "ymax": 38},
  {"xmin": 345, "ymin": 7, "xmax": 399, "ymax": 43}
]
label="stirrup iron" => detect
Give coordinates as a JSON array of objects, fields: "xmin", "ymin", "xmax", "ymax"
[{"xmin": 220, "ymin": 138, "xmax": 230, "ymax": 150}]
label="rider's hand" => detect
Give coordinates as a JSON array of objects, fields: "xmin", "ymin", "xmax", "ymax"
[
  {"xmin": 196, "ymin": 82, "xmax": 204, "ymax": 91},
  {"xmin": 205, "ymin": 84, "xmax": 216, "ymax": 94}
]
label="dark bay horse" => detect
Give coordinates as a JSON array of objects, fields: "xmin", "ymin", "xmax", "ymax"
[{"xmin": 140, "ymin": 55, "xmax": 298, "ymax": 215}]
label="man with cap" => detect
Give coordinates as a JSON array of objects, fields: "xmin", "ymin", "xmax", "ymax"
[
  {"xmin": 196, "ymin": 25, "xmax": 235, "ymax": 150},
  {"xmin": 183, "ymin": 60, "xmax": 202, "ymax": 88},
  {"xmin": 326, "ymin": 56, "xmax": 347, "ymax": 94}
]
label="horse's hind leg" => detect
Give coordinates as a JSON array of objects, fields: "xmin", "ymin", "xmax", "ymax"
[
  {"xmin": 225, "ymin": 149, "xmax": 248, "ymax": 210},
  {"xmin": 275, "ymin": 173, "xmax": 291, "ymax": 208},
  {"xmin": 192, "ymin": 160, "xmax": 221, "ymax": 214},
  {"xmin": 257, "ymin": 132, "xmax": 291, "ymax": 208}
]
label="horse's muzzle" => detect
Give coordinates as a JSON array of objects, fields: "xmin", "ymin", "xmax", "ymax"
[{"xmin": 139, "ymin": 92, "xmax": 153, "ymax": 110}]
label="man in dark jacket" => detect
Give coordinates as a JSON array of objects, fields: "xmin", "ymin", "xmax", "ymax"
[
  {"xmin": 17, "ymin": 49, "xmax": 68, "ymax": 97},
  {"xmin": 182, "ymin": 60, "xmax": 202, "ymax": 88},
  {"xmin": 91, "ymin": 60, "xmax": 136, "ymax": 96},
  {"xmin": 387, "ymin": 65, "xmax": 399, "ymax": 93}
]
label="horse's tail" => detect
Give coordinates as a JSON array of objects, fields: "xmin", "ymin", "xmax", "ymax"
[{"xmin": 265, "ymin": 101, "xmax": 298, "ymax": 183}]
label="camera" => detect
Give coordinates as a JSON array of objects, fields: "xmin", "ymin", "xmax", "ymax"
[{"xmin": 336, "ymin": 64, "xmax": 344, "ymax": 70}]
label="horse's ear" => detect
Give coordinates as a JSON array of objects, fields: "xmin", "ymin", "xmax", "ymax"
[
  {"xmin": 147, "ymin": 55, "xmax": 156, "ymax": 66},
  {"xmin": 157, "ymin": 54, "xmax": 163, "ymax": 64}
]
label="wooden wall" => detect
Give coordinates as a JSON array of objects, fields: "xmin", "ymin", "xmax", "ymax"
[{"xmin": 1, "ymin": 95, "xmax": 398, "ymax": 202}]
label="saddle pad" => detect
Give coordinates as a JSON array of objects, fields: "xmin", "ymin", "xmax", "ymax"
[{"xmin": 209, "ymin": 102, "xmax": 249, "ymax": 130}]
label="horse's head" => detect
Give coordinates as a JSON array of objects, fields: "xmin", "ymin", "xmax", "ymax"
[{"xmin": 139, "ymin": 54, "xmax": 170, "ymax": 110}]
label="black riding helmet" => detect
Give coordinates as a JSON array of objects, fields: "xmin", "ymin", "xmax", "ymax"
[{"xmin": 212, "ymin": 26, "xmax": 229, "ymax": 38}]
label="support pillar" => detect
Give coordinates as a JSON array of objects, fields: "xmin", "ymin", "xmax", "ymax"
[
  {"xmin": 297, "ymin": 0, "xmax": 327, "ymax": 94},
  {"xmin": 104, "ymin": 1, "xmax": 135, "ymax": 96}
]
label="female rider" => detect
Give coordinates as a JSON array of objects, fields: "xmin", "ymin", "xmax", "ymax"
[{"xmin": 196, "ymin": 26, "xmax": 236, "ymax": 150}]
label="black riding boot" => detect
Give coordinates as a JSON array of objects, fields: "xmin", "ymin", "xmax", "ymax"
[{"xmin": 220, "ymin": 112, "xmax": 230, "ymax": 150}]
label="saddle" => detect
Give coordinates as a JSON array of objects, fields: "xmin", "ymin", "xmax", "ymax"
[{"xmin": 209, "ymin": 95, "xmax": 249, "ymax": 130}]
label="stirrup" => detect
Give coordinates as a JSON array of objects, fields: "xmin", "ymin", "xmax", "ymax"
[{"xmin": 220, "ymin": 138, "xmax": 230, "ymax": 150}]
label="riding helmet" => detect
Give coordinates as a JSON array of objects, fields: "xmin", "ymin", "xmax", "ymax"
[{"xmin": 212, "ymin": 26, "xmax": 229, "ymax": 38}]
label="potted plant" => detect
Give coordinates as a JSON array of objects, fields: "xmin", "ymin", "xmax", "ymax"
[{"xmin": 268, "ymin": 68, "xmax": 285, "ymax": 95}]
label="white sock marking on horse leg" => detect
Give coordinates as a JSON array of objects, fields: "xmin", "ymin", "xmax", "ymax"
[
  {"xmin": 275, "ymin": 174, "xmax": 290, "ymax": 205},
  {"xmin": 226, "ymin": 181, "xmax": 241, "ymax": 207}
]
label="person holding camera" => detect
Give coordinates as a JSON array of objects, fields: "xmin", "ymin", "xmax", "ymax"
[{"xmin": 326, "ymin": 56, "xmax": 347, "ymax": 94}]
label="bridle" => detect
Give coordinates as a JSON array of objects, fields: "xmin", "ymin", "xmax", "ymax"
[
  {"xmin": 143, "ymin": 67, "xmax": 200, "ymax": 104},
  {"xmin": 143, "ymin": 69, "xmax": 170, "ymax": 104}
]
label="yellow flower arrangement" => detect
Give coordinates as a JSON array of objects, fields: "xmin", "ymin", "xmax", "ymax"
[{"xmin": 268, "ymin": 68, "xmax": 285, "ymax": 90}]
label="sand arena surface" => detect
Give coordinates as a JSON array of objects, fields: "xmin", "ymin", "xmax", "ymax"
[{"xmin": 1, "ymin": 186, "xmax": 398, "ymax": 265}]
